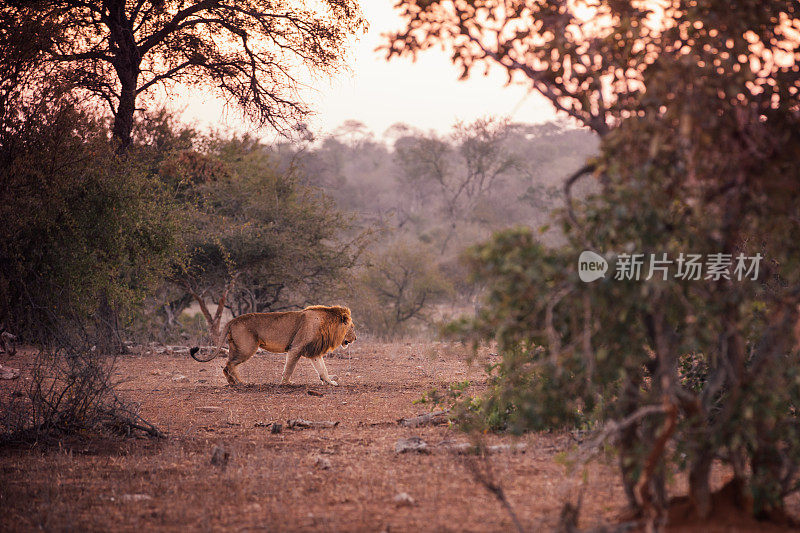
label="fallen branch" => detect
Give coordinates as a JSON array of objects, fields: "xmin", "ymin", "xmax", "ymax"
[
  {"xmin": 107, "ymin": 391, "xmax": 166, "ymax": 438},
  {"xmin": 398, "ymin": 409, "xmax": 450, "ymax": 428},
  {"xmin": 286, "ymin": 419, "xmax": 339, "ymax": 430},
  {"xmin": 0, "ymin": 364, "xmax": 20, "ymax": 380},
  {"xmin": 102, "ymin": 405, "xmax": 166, "ymax": 439},
  {"xmin": 440, "ymin": 440, "xmax": 527, "ymax": 454},
  {"xmin": 395, "ymin": 436, "xmax": 429, "ymax": 454}
]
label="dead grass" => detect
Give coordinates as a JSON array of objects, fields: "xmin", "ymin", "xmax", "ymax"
[{"xmin": 1, "ymin": 341, "xmax": 798, "ymax": 531}]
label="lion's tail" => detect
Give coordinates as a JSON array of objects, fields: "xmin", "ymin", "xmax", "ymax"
[{"xmin": 189, "ymin": 321, "xmax": 232, "ymax": 362}]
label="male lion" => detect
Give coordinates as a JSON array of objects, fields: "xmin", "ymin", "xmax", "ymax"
[{"xmin": 189, "ymin": 305, "xmax": 356, "ymax": 386}]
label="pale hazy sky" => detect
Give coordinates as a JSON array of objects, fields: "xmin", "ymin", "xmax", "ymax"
[{"xmin": 181, "ymin": 3, "xmax": 560, "ymax": 138}]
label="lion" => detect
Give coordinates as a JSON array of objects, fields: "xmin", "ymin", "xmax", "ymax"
[{"xmin": 189, "ymin": 305, "xmax": 356, "ymax": 386}]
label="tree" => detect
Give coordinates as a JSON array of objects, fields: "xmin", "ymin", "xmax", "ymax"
[
  {"xmin": 388, "ymin": 0, "xmax": 800, "ymax": 523},
  {"xmin": 333, "ymin": 119, "xmax": 373, "ymax": 150},
  {"xmin": 1, "ymin": 0, "xmax": 365, "ymax": 148},
  {"xmin": 355, "ymin": 242, "xmax": 452, "ymax": 338},
  {"xmin": 162, "ymin": 133, "xmax": 365, "ymax": 342},
  {"xmin": 394, "ymin": 117, "xmax": 519, "ymax": 252},
  {"xmin": 0, "ymin": 90, "xmax": 181, "ymax": 347}
]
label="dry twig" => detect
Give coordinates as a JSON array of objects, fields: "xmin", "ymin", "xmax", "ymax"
[
  {"xmin": 398, "ymin": 409, "xmax": 450, "ymax": 428},
  {"xmin": 462, "ymin": 444, "xmax": 525, "ymax": 533}
]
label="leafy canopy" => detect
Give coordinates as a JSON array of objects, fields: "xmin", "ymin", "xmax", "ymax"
[
  {"xmin": 1, "ymin": 0, "xmax": 366, "ymax": 146},
  {"xmin": 387, "ymin": 0, "xmax": 800, "ymax": 520}
]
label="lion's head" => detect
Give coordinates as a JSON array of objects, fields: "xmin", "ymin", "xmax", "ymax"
[
  {"xmin": 302, "ymin": 304, "xmax": 357, "ymax": 353},
  {"xmin": 342, "ymin": 322, "xmax": 356, "ymax": 346}
]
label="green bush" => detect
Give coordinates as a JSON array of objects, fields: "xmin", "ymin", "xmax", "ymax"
[{"xmin": 0, "ymin": 98, "xmax": 181, "ymax": 346}]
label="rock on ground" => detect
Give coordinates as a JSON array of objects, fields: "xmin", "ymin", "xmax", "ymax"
[{"xmin": 395, "ymin": 436, "xmax": 429, "ymax": 454}]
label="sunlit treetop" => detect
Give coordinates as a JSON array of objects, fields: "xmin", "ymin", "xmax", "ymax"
[
  {"xmin": 1, "ymin": 0, "xmax": 366, "ymax": 148},
  {"xmin": 384, "ymin": 0, "xmax": 800, "ymax": 136}
]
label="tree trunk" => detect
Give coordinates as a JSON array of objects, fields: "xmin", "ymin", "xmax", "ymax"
[
  {"xmin": 689, "ymin": 452, "xmax": 713, "ymax": 519},
  {"xmin": 185, "ymin": 277, "xmax": 236, "ymax": 345},
  {"xmin": 105, "ymin": 2, "xmax": 141, "ymax": 151},
  {"xmin": 95, "ymin": 292, "xmax": 126, "ymax": 354},
  {"xmin": 752, "ymin": 441, "xmax": 785, "ymax": 518},
  {"xmin": 191, "ymin": 294, "xmax": 222, "ymax": 345},
  {"xmin": 618, "ymin": 374, "xmax": 642, "ymax": 510},
  {"xmin": 113, "ymin": 75, "xmax": 137, "ymax": 151}
]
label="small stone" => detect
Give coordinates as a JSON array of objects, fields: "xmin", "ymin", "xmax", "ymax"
[
  {"xmin": 196, "ymin": 406, "xmax": 223, "ymax": 412},
  {"xmin": 210, "ymin": 445, "xmax": 230, "ymax": 467},
  {"xmin": 270, "ymin": 423, "xmax": 283, "ymax": 434},
  {"xmin": 313, "ymin": 456, "xmax": 332, "ymax": 470},
  {"xmin": 393, "ymin": 492, "xmax": 415, "ymax": 506},
  {"xmin": 172, "ymin": 374, "xmax": 189, "ymax": 383},
  {"xmin": 0, "ymin": 365, "xmax": 20, "ymax": 380},
  {"xmin": 395, "ymin": 436, "xmax": 429, "ymax": 454},
  {"xmin": 120, "ymin": 493, "xmax": 152, "ymax": 502}
]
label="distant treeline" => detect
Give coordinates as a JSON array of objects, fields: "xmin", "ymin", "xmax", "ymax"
[
  {"xmin": 273, "ymin": 117, "xmax": 598, "ymax": 337},
  {"xmin": 0, "ymin": 89, "xmax": 596, "ymax": 345}
]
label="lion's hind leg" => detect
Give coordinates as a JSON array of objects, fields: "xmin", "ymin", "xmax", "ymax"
[
  {"xmin": 223, "ymin": 337, "xmax": 257, "ymax": 386},
  {"xmin": 222, "ymin": 365, "xmax": 239, "ymax": 386}
]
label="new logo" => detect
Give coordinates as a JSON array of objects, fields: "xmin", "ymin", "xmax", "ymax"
[{"xmin": 578, "ymin": 250, "xmax": 608, "ymax": 282}]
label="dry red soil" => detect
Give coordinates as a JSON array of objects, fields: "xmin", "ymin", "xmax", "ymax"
[{"xmin": 1, "ymin": 341, "xmax": 798, "ymax": 531}]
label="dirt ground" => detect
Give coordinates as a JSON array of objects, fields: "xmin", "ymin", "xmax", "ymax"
[{"xmin": 1, "ymin": 341, "xmax": 798, "ymax": 532}]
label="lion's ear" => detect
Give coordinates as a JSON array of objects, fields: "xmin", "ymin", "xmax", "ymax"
[{"xmin": 334, "ymin": 306, "xmax": 351, "ymax": 323}]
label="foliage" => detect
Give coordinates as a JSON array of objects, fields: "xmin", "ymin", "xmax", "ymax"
[
  {"xmin": 292, "ymin": 117, "xmax": 595, "ymax": 243},
  {"xmin": 352, "ymin": 241, "xmax": 452, "ymax": 338},
  {"xmin": 133, "ymin": 122, "xmax": 366, "ymax": 340},
  {"xmin": 388, "ymin": 0, "xmax": 800, "ymax": 520},
  {"xmin": 0, "ymin": 94, "xmax": 181, "ymax": 346},
  {"xmin": 0, "ymin": 89, "xmax": 173, "ymax": 442},
  {"xmin": 0, "ymin": 0, "xmax": 366, "ymax": 147},
  {"xmin": 394, "ymin": 117, "xmax": 520, "ymax": 251},
  {"xmin": 193, "ymin": 137, "xmax": 363, "ymax": 305}
]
